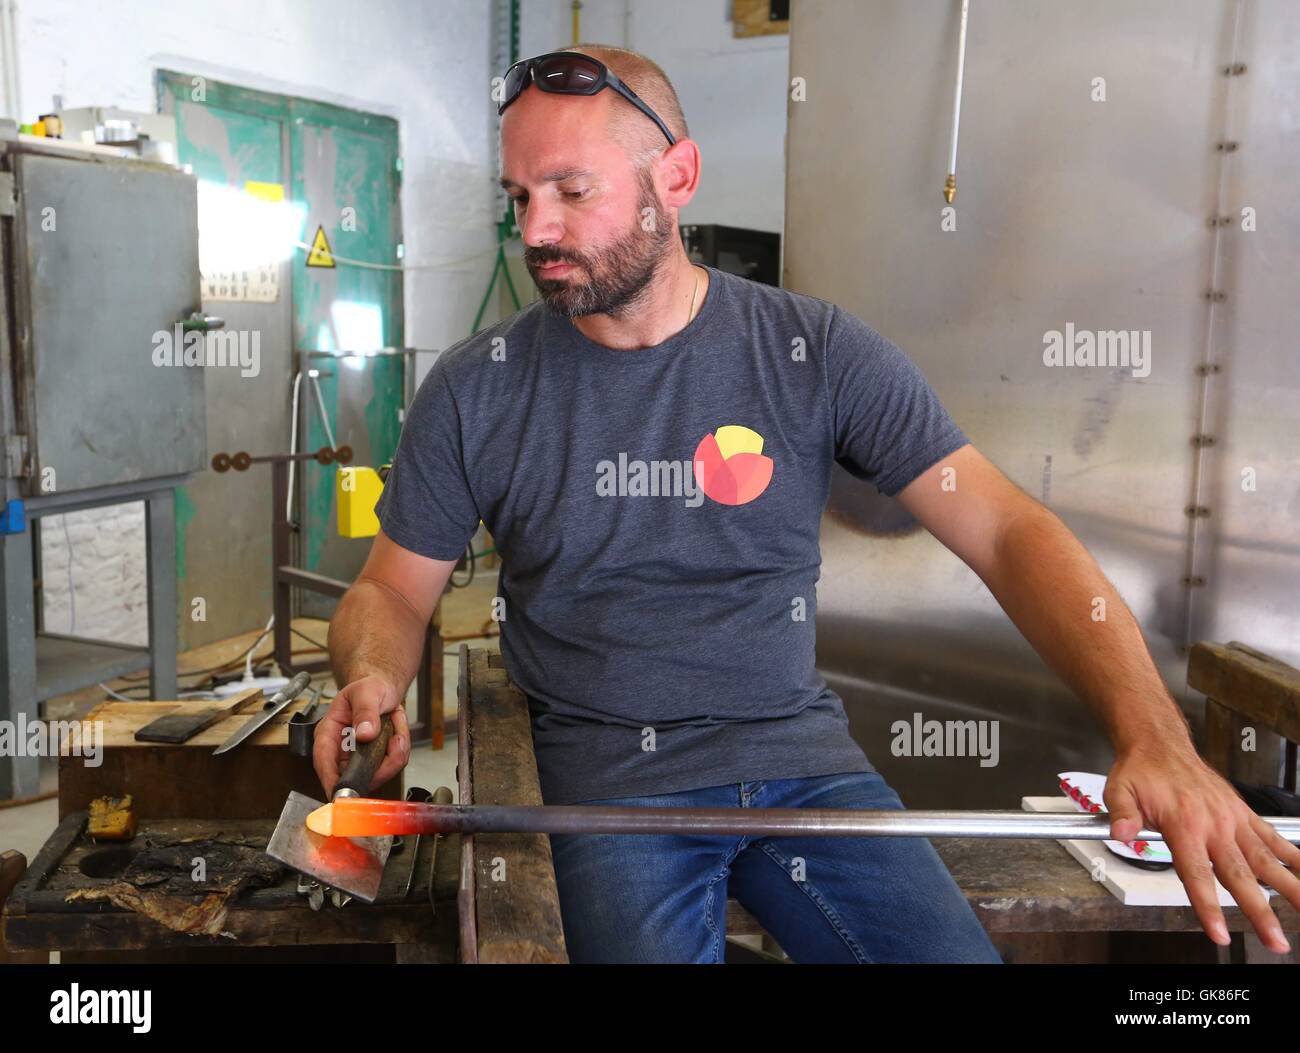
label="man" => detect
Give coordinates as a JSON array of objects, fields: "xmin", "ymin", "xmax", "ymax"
[{"xmin": 318, "ymin": 45, "xmax": 1299, "ymax": 963}]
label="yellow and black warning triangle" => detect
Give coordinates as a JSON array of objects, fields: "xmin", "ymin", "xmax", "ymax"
[{"xmin": 305, "ymin": 225, "xmax": 335, "ymax": 268}]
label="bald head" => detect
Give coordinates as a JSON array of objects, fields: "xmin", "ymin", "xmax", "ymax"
[
  {"xmin": 568, "ymin": 43, "xmax": 689, "ymax": 160},
  {"xmin": 498, "ymin": 44, "xmax": 701, "ymax": 320}
]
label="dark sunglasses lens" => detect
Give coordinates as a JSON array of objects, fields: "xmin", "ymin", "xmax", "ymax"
[
  {"xmin": 500, "ymin": 63, "xmax": 529, "ymax": 112},
  {"xmin": 534, "ymin": 54, "xmax": 603, "ymax": 93}
]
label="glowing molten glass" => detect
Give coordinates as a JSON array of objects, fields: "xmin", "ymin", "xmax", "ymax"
[{"xmin": 306, "ymin": 797, "xmax": 441, "ymax": 838}]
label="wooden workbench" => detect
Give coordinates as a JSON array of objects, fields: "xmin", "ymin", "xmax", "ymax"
[
  {"xmin": 453, "ymin": 645, "xmax": 1298, "ymax": 964},
  {"xmin": 58, "ymin": 696, "xmax": 326, "ymax": 820},
  {"xmin": 8, "ymin": 649, "xmax": 1294, "ymax": 963},
  {"xmin": 3, "ymin": 693, "xmax": 444, "ymax": 962},
  {"xmin": 4, "ymin": 813, "xmax": 460, "ymax": 961}
]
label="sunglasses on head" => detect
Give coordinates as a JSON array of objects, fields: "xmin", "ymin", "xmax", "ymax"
[{"xmin": 498, "ymin": 51, "xmax": 677, "ymax": 147}]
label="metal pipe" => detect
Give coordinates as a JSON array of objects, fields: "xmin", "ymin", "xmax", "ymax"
[
  {"xmin": 944, "ymin": 0, "xmax": 970, "ymax": 203},
  {"xmin": 357, "ymin": 802, "xmax": 1300, "ymax": 843},
  {"xmin": 286, "ymin": 369, "xmax": 303, "ymax": 521},
  {"xmin": 308, "ymin": 371, "xmax": 337, "ymax": 449},
  {"xmin": 2, "ymin": 0, "xmax": 22, "ymax": 124},
  {"xmin": 1179, "ymin": 0, "xmax": 1247, "ymax": 652},
  {"xmin": 0, "ymin": 0, "xmax": 10, "ymax": 120},
  {"xmin": 301, "ymin": 347, "xmax": 427, "ymax": 358}
]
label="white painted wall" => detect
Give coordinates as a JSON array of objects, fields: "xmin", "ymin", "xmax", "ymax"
[{"xmin": 18, "ymin": 0, "xmax": 790, "ymax": 647}]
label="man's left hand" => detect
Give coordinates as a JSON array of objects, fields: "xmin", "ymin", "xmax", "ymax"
[{"xmin": 1105, "ymin": 743, "xmax": 1300, "ymax": 954}]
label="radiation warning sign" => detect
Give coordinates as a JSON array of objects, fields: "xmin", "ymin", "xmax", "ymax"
[{"xmin": 305, "ymin": 225, "xmax": 335, "ymax": 268}]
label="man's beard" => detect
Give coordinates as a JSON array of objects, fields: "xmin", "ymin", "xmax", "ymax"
[{"xmin": 524, "ymin": 169, "xmax": 674, "ymax": 318}]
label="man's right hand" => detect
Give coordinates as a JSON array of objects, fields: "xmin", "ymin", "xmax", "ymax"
[
  {"xmin": 320, "ymin": 530, "xmax": 459, "ymax": 798},
  {"xmin": 313, "ymin": 674, "xmax": 411, "ymax": 798}
]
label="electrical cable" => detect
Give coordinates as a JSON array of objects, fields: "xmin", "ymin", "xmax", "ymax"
[
  {"xmin": 246, "ymin": 615, "xmax": 274, "ymax": 681},
  {"xmin": 291, "ymin": 626, "xmax": 329, "ymax": 651},
  {"xmin": 450, "ymin": 540, "xmax": 477, "ymax": 588},
  {"xmin": 291, "ymin": 241, "xmax": 498, "ymax": 273},
  {"xmin": 118, "ymin": 621, "xmax": 276, "ymax": 682}
]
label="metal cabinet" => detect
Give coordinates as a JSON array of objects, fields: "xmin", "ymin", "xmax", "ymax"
[{"xmin": 0, "ymin": 136, "xmax": 204, "ymax": 799}]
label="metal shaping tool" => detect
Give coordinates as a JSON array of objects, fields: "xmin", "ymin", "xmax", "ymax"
[
  {"xmin": 287, "ymin": 686, "xmax": 325, "ymax": 758},
  {"xmin": 393, "ymin": 786, "xmax": 433, "ymax": 899},
  {"xmin": 213, "ymin": 671, "xmax": 312, "ymax": 755},
  {"xmin": 265, "ymin": 713, "xmax": 397, "ymax": 904},
  {"xmin": 426, "ymin": 786, "xmax": 455, "ymax": 912},
  {"xmin": 296, "ymin": 873, "xmax": 325, "ymax": 912}
]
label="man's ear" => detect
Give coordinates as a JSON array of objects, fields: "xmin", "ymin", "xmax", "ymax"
[{"xmin": 658, "ymin": 138, "xmax": 702, "ymax": 210}]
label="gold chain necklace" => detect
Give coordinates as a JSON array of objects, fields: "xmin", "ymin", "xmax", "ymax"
[{"xmin": 687, "ymin": 265, "xmax": 701, "ymax": 325}]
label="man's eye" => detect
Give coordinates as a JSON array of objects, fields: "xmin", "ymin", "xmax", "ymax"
[{"xmin": 563, "ymin": 189, "xmax": 590, "ymax": 200}]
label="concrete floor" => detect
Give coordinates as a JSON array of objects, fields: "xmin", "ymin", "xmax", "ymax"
[
  {"xmin": 0, "ymin": 770, "xmax": 58, "ymax": 871},
  {"xmin": 0, "ymin": 568, "xmax": 502, "ymax": 871}
]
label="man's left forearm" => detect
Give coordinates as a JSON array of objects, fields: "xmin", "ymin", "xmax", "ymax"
[
  {"xmin": 980, "ymin": 502, "xmax": 1191, "ymax": 756},
  {"xmin": 900, "ymin": 445, "xmax": 1299, "ymax": 950}
]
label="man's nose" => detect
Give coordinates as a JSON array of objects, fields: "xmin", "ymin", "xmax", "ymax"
[{"xmin": 519, "ymin": 197, "xmax": 564, "ymax": 249}]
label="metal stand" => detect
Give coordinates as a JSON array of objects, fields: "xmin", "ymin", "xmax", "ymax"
[
  {"xmin": 0, "ymin": 479, "xmax": 181, "ymax": 800},
  {"xmin": 211, "ymin": 447, "xmax": 441, "ymax": 747}
]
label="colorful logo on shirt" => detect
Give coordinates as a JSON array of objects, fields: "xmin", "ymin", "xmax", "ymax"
[{"xmin": 692, "ymin": 425, "xmax": 774, "ymax": 506}]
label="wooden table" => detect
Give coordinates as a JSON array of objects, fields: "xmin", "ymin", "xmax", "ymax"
[
  {"xmin": 453, "ymin": 645, "xmax": 1298, "ymax": 964},
  {"xmin": 58, "ymin": 696, "xmax": 328, "ymax": 820},
  {"xmin": 4, "ymin": 813, "xmax": 459, "ymax": 961},
  {"xmin": 9, "ymin": 648, "xmax": 1294, "ymax": 964},
  {"xmin": 3, "ymin": 694, "xmax": 438, "ymax": 962}
]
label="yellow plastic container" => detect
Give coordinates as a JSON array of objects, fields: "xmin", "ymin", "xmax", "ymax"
[{"xmin": 337, "ymin": 466, "xmax": 384, "ymax": 538}]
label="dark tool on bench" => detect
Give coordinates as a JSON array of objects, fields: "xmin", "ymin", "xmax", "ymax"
[
  {"xmin": 288, "ymin": 687, "xmax": 326, "ymax": 758},
  {"xmin": 426, "ymin": 785, "xmax": 454, "ymax": 912},
  {"xmin": 265, "ymin": 713, "xmax": 397, "ymax": 904},
  {"xmin": 134, "ymin": 686, "xmax": 263, "ymax": 744},
  {"xmin": 213, "ymin": 671, "xmax": 312, "ymax": 755},
  {"xmin": 389, "ymin": 786, "xmax": 433, "ymax": 899}
]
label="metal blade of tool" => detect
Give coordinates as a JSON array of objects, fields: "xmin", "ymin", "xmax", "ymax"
[
  {"xmin": 265, "ymin": 712, "xmax": 399, "ymax": 903},
  {"xmin": 390, "ymin": 786, "xmax": 433, "ymax": 899},
  {"xmin": 268, "ymin": 791, "xmax": 393, "ymax": 903},
  {"xmin": 427, "ymin": 785, "xmax": 454, "ymax": 912},
  {"xmin": 287, "ymin": 686, "xmax": 325, "ymax": 758},
  {"xmin": 213, "ymin": 671, "xmax": 313, "ymax": 755}
]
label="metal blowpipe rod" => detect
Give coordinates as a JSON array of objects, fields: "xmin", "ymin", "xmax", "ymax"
[{"xmin": 312, "ymin": 799, "xmax": 1300, "ymax": 843}]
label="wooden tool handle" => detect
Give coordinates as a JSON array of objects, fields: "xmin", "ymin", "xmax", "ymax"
[{"xmin": 334, "ymin": 713, "xmax": 396, "ymax": 798}]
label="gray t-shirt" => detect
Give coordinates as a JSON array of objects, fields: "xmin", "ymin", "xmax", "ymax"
[{"xmin": 375, "ymin": 266, "xmax": 968, "ymax": 805}]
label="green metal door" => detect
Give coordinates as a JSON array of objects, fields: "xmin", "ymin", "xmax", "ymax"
[
  {"xmin": 158, "ymin": 71, "xmax": 403, "ymax": 640},
  {"xmin": 289, "ymin": 101, "xmax": 403, "ymax": 615}
]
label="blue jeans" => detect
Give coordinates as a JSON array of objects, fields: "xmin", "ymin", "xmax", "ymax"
[{"xmin": 548, "ymin": 771, "xmax": 1003, "ymax": 964}]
